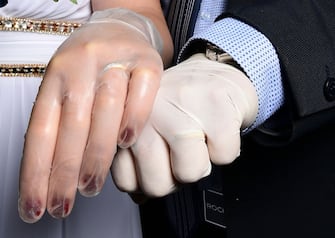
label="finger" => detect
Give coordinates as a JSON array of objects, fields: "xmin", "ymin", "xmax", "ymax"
[
  {"xmin": 78, "ymin": 68, "xmax": 129, "ymax": 197},
  {"xmin": 201, "ymin": 65, "xmax": 255, "ymax": 164},
  {"xmin": 131, "ymin": 124, "xmax": 176, "ymax": 197},
  {"xmin": 206, "ymin": 116, "xmax": 242, "ymax": 165},
  {"xmin": 170, "ymin": 134, "xmax": 212, "ymax": 183},
  {"xmin": 202, "ymin": 85, "xmax": 243, "ymax": 165},
  {"xmin": 111, "ymin": 148, "xmax": 139, "ymax": 193},
  {"xmin": 152, "ymin": 98, "xmax": 212, "ymax": 184},
  {"xmin": 46, "ymin": 73, "xmax": 95, "ymax": 219},
  {"xmin": 18, "ymin": 73, "xmax": 63, "ymax": 223},
  {"xmin": 118, "ymin": 60, "xmax": 162, "ymax": 148}
]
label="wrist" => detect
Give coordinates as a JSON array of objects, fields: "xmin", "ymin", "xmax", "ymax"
[
  {"xmin": 88, "ymin": 8, "xmax": 163, "ymax": 54},
  {"xmin": 205, "ymin": 42, "xmax": 246, "ymax": 74}
]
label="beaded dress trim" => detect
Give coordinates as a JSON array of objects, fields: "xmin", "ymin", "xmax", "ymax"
[
  {"xmin": 0, "ymin": 64, "xmax": 46, "ymax": 77},
  {"xmin": 0, "ymin": 16, "xmax": 81, "ymax": 35},
  {"xmin": 0, "ymin": 16, "xmax": 82, "ymax": 77}
]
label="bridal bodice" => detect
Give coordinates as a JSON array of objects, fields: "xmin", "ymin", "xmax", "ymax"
[{"xmin": 0, "ymin": 0, "xmax": 91, "ymax": 22}]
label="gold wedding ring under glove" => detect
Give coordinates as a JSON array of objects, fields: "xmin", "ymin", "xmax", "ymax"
[{"xmin": 102, "ymin": 62, "xmax": 127, "ymax": 73}]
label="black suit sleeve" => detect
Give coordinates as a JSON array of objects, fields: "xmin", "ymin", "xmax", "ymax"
[{"xmin": 218, "ymin": 0, "xmax": 335, "ymax": 141}]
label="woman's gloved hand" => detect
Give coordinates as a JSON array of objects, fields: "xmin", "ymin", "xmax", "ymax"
[
  {"xmin": 18, "ymin": 8, "xmax": 163, "ymax": 223},
  {"xmin": 112, "ymin": 53, "xmax": 258, "ymax": 197}
]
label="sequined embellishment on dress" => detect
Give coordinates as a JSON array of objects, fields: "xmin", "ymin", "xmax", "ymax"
[
  {"xmin": 0, "ymin": 17, "xmax": 82, "ymax": 77},
  {"xmin": 0, "ymin": 16, "xmax": 81, "ymax": 35},
  {"xmin": 0, "ymin": 64, "xmax": 46, "ymax": 77}
]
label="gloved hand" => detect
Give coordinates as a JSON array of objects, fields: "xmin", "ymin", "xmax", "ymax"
[
  {"xmin": 111, "ymin": 53, "xmax": 258, "ymax": 197},
  {"xmin": 18, "ymin": 8, "xmax": 163, "ymax": 223}
]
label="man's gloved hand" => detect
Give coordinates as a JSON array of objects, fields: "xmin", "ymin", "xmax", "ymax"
[
  {"xmin": 18, "ymin": 8, "xmax": 163, "ymax": 223},
  {"xmin": 112, "ymin": 53, "xmax": 258, "ymax": 197}
]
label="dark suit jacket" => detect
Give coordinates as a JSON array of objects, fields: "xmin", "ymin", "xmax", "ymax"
[
  {"xmin": 223, "ymin": 0, "xmax": 335, "ymax": 143},
  {"xmin": 0, "ymin": 0, "xmax": 7, "ymax": 8},
  {"xmin": 141, "ymin": 1, "xmax": 335, "ymax": 237}
]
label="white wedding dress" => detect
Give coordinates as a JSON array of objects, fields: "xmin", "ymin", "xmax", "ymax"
[{"xmin": 0, "ymin": 0, "xmax": 142, "ymax": 237}]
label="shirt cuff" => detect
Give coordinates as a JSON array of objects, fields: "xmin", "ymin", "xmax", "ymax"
[{"xmin": 178, "ymin": 17, "xmax": 284, "ymax": 132}]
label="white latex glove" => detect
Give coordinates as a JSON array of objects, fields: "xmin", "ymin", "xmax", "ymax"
[
  {"xmin": 19, "ymin": 8, "xmax": 163, "ymax": 223},
  {"xmin": 112, "ymin": 53, "xmax": 258, "ymax": 197}
]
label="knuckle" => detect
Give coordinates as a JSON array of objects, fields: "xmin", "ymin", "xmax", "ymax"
[
  {"xmin": 95, "ymin": 79, "xmax": 121, "ymax": 99},
  {"xmin": 50, "ymin": 158, "xmax": 79, "ymax": 181},
  {"xmin": 113, "ymin": 177, "xmax": 138, "ymax": 193},
  {"xmin": 174, "ymin": 166, "xmax": 210, "ymax": 183}
]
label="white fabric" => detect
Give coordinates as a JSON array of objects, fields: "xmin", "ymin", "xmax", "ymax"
[{"xmin": 0, "ymin": 1, "xmax": 142, "ymax": 237}]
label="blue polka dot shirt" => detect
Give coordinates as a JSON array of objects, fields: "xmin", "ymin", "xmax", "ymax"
[{"xmin": 179, "ymin": 0, "xmax": 284, "ymax": 132}]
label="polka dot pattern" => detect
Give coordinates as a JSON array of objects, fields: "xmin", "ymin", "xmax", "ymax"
[
  {"xmin": 179, "ymin": 8, "xmax": 284, "ymax": 132},
  {"xmin": 193, "ymin": 1, "xmax": 225, "ymax": 34}
]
